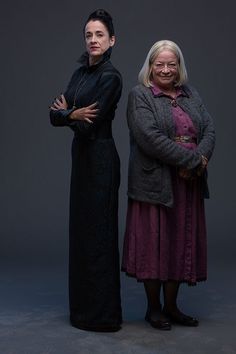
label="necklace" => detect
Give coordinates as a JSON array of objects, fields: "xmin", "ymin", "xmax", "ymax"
[{"xmin": 72, "ymin": 72, "xmax": 88, "ymax": 109}]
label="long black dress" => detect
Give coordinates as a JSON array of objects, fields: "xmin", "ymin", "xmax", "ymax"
[{"xmin": 50, "ymin": 48, "xmax": 122, "ymax": 331}]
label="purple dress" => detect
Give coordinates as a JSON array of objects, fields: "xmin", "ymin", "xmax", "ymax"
[{"xmin": 122, "ymin": 86, "xmax": 207, "ymax": 285}]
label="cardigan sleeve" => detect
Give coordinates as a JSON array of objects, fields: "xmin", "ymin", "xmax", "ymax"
[
  {"xmin": 192, "ymin": 90, "xmax": 216, "ymax": 160},
  {"xmin": 127, "ymin": 88, "xmax": 202, "ymax": 169}
]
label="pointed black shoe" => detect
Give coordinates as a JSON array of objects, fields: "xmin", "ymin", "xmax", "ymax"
[
  {"xmin": 145, "ymin": 309, "xmax": 172, "ymax": 330},
  {"xmin": 163, "ymin": 309, "xmax": 199, "ymax": 327}
]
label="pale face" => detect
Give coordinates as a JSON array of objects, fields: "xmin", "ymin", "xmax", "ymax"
[
  {"xmin": 151, "ymin": 49, "xmax": 178, "ymax": 90},
  {"xmin": 85, "ymin": 20, "xmax": 115, "ymax": 64}
]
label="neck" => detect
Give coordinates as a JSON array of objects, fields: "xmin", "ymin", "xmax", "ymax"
[
  {"xmin": 160, "ymin": 86, "xmax": 176, "ymax": 98},
  {"xmin": 89, "ymin": 55, "xmax": 102, "ymax": 66}
]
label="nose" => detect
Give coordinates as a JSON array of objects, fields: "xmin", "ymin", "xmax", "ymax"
[
  {"xmin": 90, "ymin": 34, "xmax": 97, "ymax": 43},
  {"xmin": 162, "ymin": 64, "xmax": 170, "ymax": 73}
]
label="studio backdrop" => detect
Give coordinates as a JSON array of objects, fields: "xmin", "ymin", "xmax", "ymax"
[{"xmin": 0, "ymin": 0, "xmax": 235, "ymax": 268}]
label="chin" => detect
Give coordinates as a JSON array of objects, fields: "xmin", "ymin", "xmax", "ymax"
[
  {"xmin": 161, "ymin": 80, "xmax": 173, "ymax": 85},
  {"xmin": 89, "ymin": 51, "xmax": 100, "ymax": 56}
]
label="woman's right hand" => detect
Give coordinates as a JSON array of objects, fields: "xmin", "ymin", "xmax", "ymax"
[
  {"xmin": 196, "ymin": 155, "xmax": 208, "ymax": 176},
  {"xmin": 69, "ymin": 102, "xmax": 99, "ymax": 124},
  {"xmin": 178, "ymin": 168, "xmax": 193, "ymax": 180},
  {"xmin": 179, "ymin": 155, "xmax": 208, "ymax": 180}
]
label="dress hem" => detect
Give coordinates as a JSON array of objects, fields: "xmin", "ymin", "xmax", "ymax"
[
  {"xmin": 70, "ymin": 317, "xmax": 122, "ymax": 332},
  {"xmin": 121, "ymin": 268, "xmax": 207, "ymax": 286}
]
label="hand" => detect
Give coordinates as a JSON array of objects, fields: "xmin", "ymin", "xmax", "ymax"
[
  {"xmin": 201, "ymin": 155, "xmax": 208, "ymax": 167},
  {"xmin": 69, "ymin": 102, "xmax": 99, "ymax": 124},
  {"xmin": 196, "ymin": 155, "xmax": 208, "ymax": 176},
  {"xmin": 179, "ymin": 155, "xmax": 208, "ymax": 180},
  {"xmin": 178, "ymin": 168, "xmax": 193, "ymax": 180},
  {"xmin": 50, "ymin": 94, "xmax": 68, "ymax": 110}
]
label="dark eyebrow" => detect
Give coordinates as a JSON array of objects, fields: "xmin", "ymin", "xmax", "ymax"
[{"xmin": 85, "ymin": 30, "xmax": 104, "ymax": 35}]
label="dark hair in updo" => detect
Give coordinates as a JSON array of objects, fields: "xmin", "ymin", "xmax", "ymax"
[{"xmin": 84, "ymin": 9, "xmax": 114, "ymax": 37}]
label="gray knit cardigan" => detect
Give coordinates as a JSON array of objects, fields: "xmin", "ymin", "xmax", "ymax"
[{"xmin": 127, "ymin": 84, "xmax": 215, "ymax": 207}]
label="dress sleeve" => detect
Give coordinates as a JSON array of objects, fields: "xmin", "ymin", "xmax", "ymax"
[
  {"xmin": 66, "ymin": 71, "xmax": 122, "ymax": 136},
  {"xmin": 127, "ymin": 89, "xmax": 202, "ymax": 169},
  {"xmin": 49, "ymin": 69, "xmax": 80, "ymax": 127}
]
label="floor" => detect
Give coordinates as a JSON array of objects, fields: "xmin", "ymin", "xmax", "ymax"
[{"xmin": 0, "ymin": 261, "xmax": 235, "ymax": 354}]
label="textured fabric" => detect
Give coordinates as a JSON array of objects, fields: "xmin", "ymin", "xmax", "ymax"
[
  {"xmin": 50, "ymin": 49, "xmax": 122, "ymax": 329},
  {"xmin": 126, "ymin": 83, "xmax": 215, "ymax": 207},
  {"xmin": 122, "ymin": 88, "xmax": 207, "ymax": 284}
]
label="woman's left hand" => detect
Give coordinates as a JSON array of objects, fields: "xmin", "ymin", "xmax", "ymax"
[
  {"xmin": 178, "ymin": 168, "xmax": 193, "ymax": 180},
  {"xmin": 50, "ymin": 94, "xmax": 68, "ymax": 110},
  {"xmin": 179, "ymin": 155, "xmax": 208, "ymax": 180},
  {"xmin": 196, "ymin": 155, "xmax": 208, "ymax": 176}
]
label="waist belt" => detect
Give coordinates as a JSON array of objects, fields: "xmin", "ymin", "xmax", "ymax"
[{"xmin": 174, "ymin": 135, "xmax": 195, "ymax": 143}]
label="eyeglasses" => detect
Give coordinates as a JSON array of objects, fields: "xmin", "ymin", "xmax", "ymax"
[{"xmin": 153, "ymin": 63, "xmax": 178, "ymax": 71}]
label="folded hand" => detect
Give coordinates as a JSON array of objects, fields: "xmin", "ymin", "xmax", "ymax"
[
  {"xmin": 50, "ymin": 94, "xmax": 68, "ymax": 110},
  {"xmin": 69, "ymin": 102, "xmax": 99, "ymax": 124}
]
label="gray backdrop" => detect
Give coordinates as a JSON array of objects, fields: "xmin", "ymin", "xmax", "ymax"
[{"xmin": 1, "ymin": 0, "xmax": 235, "ymax": 269}]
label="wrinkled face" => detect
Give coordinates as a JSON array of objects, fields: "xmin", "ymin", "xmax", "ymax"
[
  {"xmin": 151, "ymin": 49, "xmax": 179, "ymax": 89},
  {"xmin": 85, "ymin": 20, "xmax": 115, "ymax": 63}
]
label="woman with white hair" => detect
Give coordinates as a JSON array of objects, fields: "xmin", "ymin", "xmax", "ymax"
[{"xmin": 122, "ymin": 40, "xmax": 215, "ymax": 330}]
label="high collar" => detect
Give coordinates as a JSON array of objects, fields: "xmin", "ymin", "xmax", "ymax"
[{"xmin": 77, "ymin": 47, "xmax": 112, "ymax": 72}]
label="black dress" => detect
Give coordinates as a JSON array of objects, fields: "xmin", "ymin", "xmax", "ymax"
[{"xmin": 50, "ymin": 48, "xmax": 122, "ymax": 331}]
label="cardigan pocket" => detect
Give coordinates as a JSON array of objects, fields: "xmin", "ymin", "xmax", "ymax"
[
  {"xmin": 141, "ymin": 165, "xmax": 162, "ymax": 192},
  {"xmin": 139, "ymin": 150, "xmax": 159, "ymax": 172},
  {"xmin": 139, "ymin": 157, "xmax": 162, "ymax": 192},
  {"xmin": 129, "ymin": 147, "xmax": 162, "ymax": 193}
]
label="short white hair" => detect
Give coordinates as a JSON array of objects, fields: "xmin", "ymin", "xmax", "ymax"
[{"xmin": 138, "ymin": 40, "xmax": 188, "ymax": 87}]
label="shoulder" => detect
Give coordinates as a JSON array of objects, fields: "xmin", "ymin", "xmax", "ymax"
[
  {"xmin": 100, "ymin": 61, "xmax": 122, "ymax": 82},
  {"xmin": 69, "ymin": 66, "xmax": 84, "ymax": 79},
  {"xmin": 128, "ymin": 84, "xmax": 153, "ymax": 107},
  {"xmin": 130, "ymin": 84, "xmax": 150, "ymax": 95}
]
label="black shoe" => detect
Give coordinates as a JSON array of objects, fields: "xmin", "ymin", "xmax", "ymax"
[
  {"xmin": 163, "ymin": 309, "xmax": 199, "ymax": 327},
  {"xmin": 145, "ymin": 310, "xmax": 172, "ymax": 330}
]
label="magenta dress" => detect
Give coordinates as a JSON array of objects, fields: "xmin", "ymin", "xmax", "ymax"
[{"xmin": 122, "ymin": 87, "xmax": 207, "ymax": 285}]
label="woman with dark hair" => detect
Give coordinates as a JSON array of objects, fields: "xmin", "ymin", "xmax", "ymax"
[{"xmin": 50, "ymin": 9, "xmax": 122, "ymax": 332}]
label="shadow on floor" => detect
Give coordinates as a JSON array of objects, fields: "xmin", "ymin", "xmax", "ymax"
[{"xmin": 0, "ymin": 263, "xmax": 235, "ymax": 354}]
